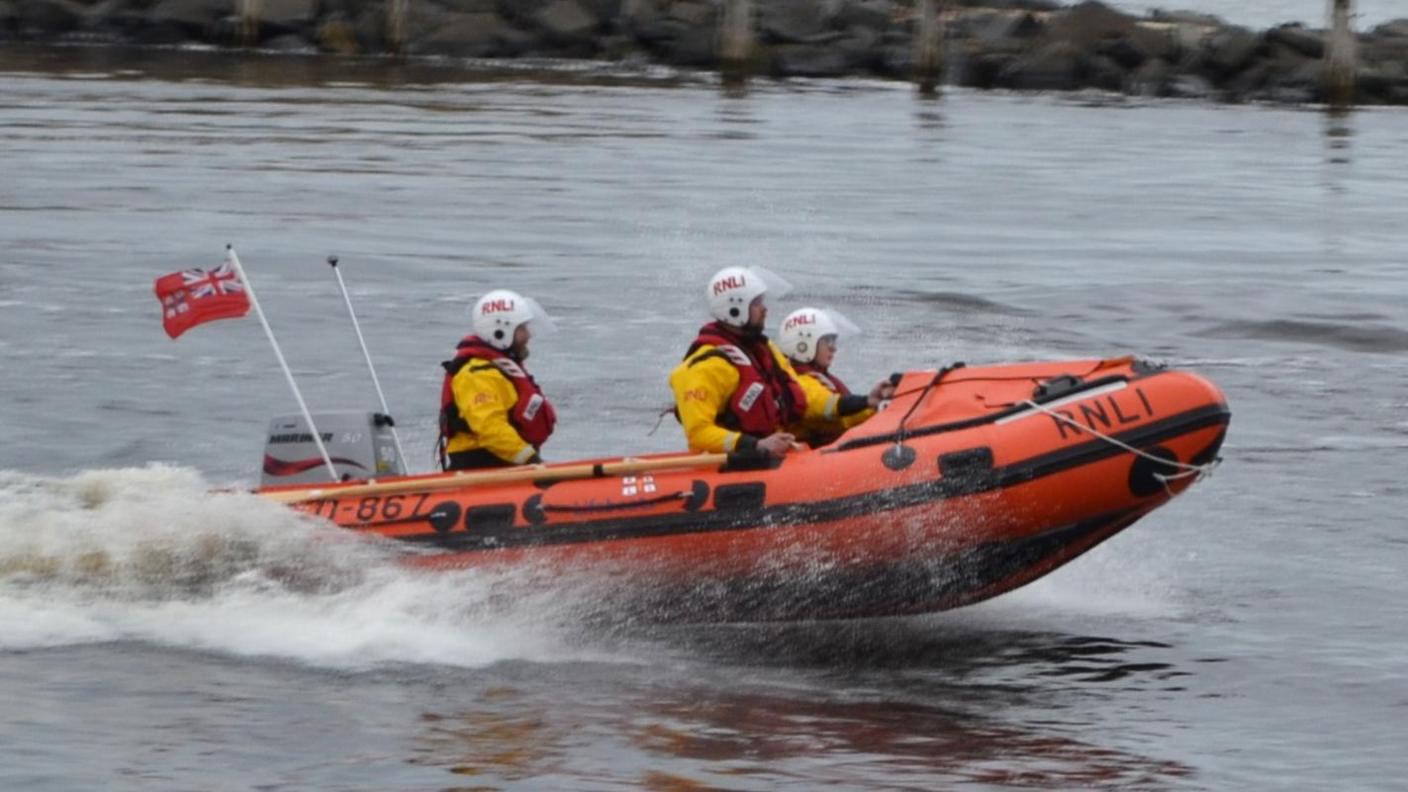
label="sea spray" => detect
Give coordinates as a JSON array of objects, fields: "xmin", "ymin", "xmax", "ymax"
[
  {"xmin": 0, "ymin": 466, "xmax": 620, "ymax": 669},
  {"xmin": 0, "ymin": 465, "xmax": 373, "ymax": 595}
]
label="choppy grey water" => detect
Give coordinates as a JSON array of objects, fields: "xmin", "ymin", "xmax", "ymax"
[{"xmin": 3, "ymin": 43, "xmax": 1408, "ymax": 791}]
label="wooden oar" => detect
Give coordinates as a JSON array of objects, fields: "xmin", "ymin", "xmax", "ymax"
[{"xmin": 258, "ymin": 452, "xmax": 730, "ymax": 504}]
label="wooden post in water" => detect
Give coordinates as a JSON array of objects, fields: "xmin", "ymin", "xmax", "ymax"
[
  {"xmin": 386, "ymin": 0, "xmax": 410, "ymax": 55},
  {"xmin": 720, "ymin": 0, "xmax": 754, "ymax": 87},
  {"xmin": 238, "ymin": 0, "xmax": 259, "ymax": 46},
  {"xmin": 914, "ymin": 0, "xmax": 942, "ymax": 95},
  {"xmin": 1324, "ymin": 0, "xmax": 1356, "ymax": 106}
]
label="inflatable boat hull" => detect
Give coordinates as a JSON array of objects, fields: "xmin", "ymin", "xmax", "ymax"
[{"xmin": 261, "ymin": 358, "xmax": 1229, "ymax": 621}]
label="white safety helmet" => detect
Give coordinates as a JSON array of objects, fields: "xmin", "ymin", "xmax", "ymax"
[
  {"xmin": 471, "ymin": 289, "xmax": 556, "ymax": 350},
  {"xmin": 778, "ymin": 307, "xmax": 860, "ymax": 364},
  {"xmin": 706, "ymin": 266, "xmax": 793, "ymax": 328}
]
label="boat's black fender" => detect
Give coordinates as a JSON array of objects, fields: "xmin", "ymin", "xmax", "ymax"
[
  {"xmin": 465, "ymin": 503, "xmax": 517, "ymax": 533},
  {"xmin": 1127, "ymin": 446, "xmax": 1180, "ymax": 497},
  {"xmin": 427, "ymin": 501, "xmax": 461, "ymax": 534}
]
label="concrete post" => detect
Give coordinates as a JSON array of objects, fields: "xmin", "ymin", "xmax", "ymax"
[
  {"xmin": 238, "ymin": 0, "xmax": 259, "ymax": 46},
  {"xmin": 720, "ymin": 0, "xmax": 754, "ymax": 86},
  {"xmin": 1324, "ymin": 0, "xmax": 1356, "ymax": 106},
  {"xmin": 386, "ymin": 0, "xmax": 410, "ymax": 55},
  {"xmin": 914, "ymin": 0, "xmax": 942, "ymax": 95}
]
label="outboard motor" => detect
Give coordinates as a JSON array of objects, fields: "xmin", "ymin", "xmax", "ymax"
[{"xmin": 260, "ymin": 411, "xmax": 405, "ymax": 486}]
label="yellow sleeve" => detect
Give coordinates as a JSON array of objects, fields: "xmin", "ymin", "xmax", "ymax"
[
  {"xmin": 771, "ymin": 344, "xmax": 840, "ymax": 422},
  {"xmin": 788, "ymin": 372, "xmax": 874, "ymax": 441},
  {"xmin": 452, "ymin": 364, "xmax": 537, "ymax": 465},
  {"xmin": 669, "ymin": 347, "xmax": 747, "ymax": 453}
]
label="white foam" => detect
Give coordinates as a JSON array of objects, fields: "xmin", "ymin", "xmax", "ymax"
[
  {"xmin": 0, "ymin": 466, "xmax": 607, "ymax": 669},
  {"xmin": 964, "ymin": 532, "xmax": 1188, "ymax": 627}
]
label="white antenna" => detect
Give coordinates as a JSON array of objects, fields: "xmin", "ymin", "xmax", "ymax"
[
  {"xmin": 326, "ymin": 255, "xmax": 408, "ymax": 468},
  {"xmin": 225, "ymin": 245, "xmax": 339, "ymax": 482}
]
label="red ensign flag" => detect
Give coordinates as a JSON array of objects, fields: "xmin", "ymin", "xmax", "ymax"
[{"xmin": 154, "ymin": 262, "xmax": 251, "ymax": 339}]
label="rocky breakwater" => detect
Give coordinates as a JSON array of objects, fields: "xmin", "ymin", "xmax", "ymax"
[{"xmin": 3, "ymin": 0, "xmax": 1408, "ymax": 104}]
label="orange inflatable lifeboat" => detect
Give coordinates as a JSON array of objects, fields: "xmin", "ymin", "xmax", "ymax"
[{"xmin": 259, "ymin": 356, "xmax": 1229, "ymax": 622}]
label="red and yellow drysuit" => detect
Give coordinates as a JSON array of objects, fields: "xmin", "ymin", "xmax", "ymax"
[{"xmin": 439, "ymin": 335, "xmax": 555, "ymax": 469}]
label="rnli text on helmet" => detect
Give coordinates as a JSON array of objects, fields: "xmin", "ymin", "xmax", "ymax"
[
  {"xmin": 784, "ymin": 313, "xmax": 817, "ymax": 332},
  {"xmin": 713, "ymin": 274, "xmax": 746, "ymax": 295},
  {"xmin": 482, "ymin": 298, "xmax": 516, "ymax": 314}
]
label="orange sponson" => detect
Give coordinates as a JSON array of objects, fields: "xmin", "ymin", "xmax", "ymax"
[{"xmin": 258, "ymin": 357, "xmax": 1229, "ymax": 622}]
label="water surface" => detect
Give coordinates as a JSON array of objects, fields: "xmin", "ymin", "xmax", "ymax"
[{"xmin": 2, "ymin": 48, "xmax": 1407, "ymax": 790}]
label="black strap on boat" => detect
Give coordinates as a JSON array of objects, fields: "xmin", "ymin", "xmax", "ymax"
[
  {"xmin": 896, "ymin": 363, "xmax": 964, "ymax": 444},
  {"xmin": 881, "ymin": 363, "xmax": 963, "ymax": 471}
]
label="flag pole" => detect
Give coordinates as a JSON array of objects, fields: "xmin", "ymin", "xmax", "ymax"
[
  {"xmin": 225, "ymin": 245, "xmax": 340, "ymax": 483},
  {"xmin": 326, "ymin": 255, "xmax": 408, "ymax": 466}
]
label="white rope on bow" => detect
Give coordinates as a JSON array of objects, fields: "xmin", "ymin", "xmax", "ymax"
[{"xmin": 1018, "ymin": 399, "xmax": 1220, "ymax": 494}]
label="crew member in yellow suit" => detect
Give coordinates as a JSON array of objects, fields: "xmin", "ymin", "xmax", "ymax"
[
  {"xmin": 777, "ymin": 306, "xmax": 881, "ymax": 447},
  {"xmin": 438, "ymin": 289, "xmax": 557, "ymax": 470},
  {"xmin": 669, "ymin": 267, "xmax": 893, "ymax": 458}
]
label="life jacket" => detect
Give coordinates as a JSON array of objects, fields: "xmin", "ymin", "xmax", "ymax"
[
  {"xmin": 791, "ymin": 361, "xmax": 855, "ymax": 448},
  {"xmin": 439, "ymin": 335, "xmax": 556, "ymax": 450},
  {"xmin": 793, "ymin": 362, "xmax": 854, "ymax": 397},
  {"xmin": 684, "ymin": 322, "xmax": 808, "ymax": 437}
]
